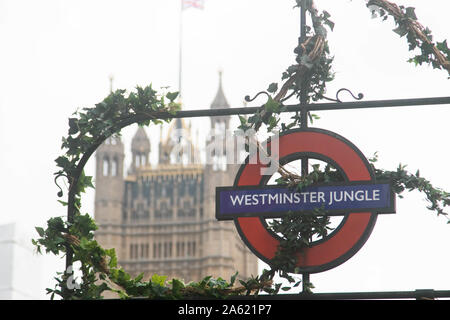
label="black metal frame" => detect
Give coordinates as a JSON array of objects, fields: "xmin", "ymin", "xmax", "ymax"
[{"xmin": 136, "ymin": 96, "xmax": 450, "ymax": 120}]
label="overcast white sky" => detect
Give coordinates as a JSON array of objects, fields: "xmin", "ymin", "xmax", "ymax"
[{"xmin": 0, "ymin": 0, "xmax": 449, "ymax": 299}]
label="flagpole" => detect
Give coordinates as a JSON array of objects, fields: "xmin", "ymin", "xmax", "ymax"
[{"xmin": 179, "ymin": 0, "xmax": 183, "ymax": 101}]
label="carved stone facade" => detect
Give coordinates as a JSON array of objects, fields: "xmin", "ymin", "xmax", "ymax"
[{"xmin": 94, "ymin": 75, "xmax": 258, "ymax": 284}]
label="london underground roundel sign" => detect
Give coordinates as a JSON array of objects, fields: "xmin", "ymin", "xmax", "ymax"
[{"xmin": 217, "ymin": 128, "xmax": 395, "ymax": 274}]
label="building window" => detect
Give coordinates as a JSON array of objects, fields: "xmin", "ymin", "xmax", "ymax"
[
  {"xmin": 135, "ymin": 154, "xmax": 141, "ymax": 167},
  {"xmin": 103, "ymin": 157, "xmax": 109, "ymax": 176},
  {"xmin": 130, "ymin": 243, "xmax": 140, "ymax": 260},
  {"xmin": 176, "ymin": 242, "xmax": 185, "ymax": 257},
  {"xmin": 111, "ymin": 158, "xmax": 118, "ymax": 177},
  {"xmin": 187, "ymin": 242, "xmax": 196, "ymax": 257},
  {"xmin": 140, "ymin": 244, "xmax": 149, "ymax": 259},
  {"xmin": 163, "ymin": 242, "xmax": 172, "ymax": 258},
  {"xmin": 187, "ymin": 242, "xmax": 192, "ymax": 257}
]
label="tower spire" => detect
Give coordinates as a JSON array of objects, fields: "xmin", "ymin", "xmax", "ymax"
[
  {"xmin": 130, "ymin": 127, "xmax": 150, "ymax": 173},
  {"xmin": 178, "ymin": 1, "xmax": 184, "ymax": 101},
  {"xmin": 210, "ymin": 69, "xmax": 229, "ymax": 110},
  {"xmin": 109, "ymin": 74, "xmax": 114, "ymax": 93}
]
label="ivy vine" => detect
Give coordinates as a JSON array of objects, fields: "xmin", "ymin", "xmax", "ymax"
[
  {"xmin": 33, "ymin": 0, "xmax": 449, "ymax": 300},
  {"xmin": 33, "ymin": 85, "xmax": 276, "ymax": 300},
  {"xmin": 257, "ymin": 153, "xmax": 450, "ymax": 292},
  {"xmin": 238, "ymin": 0, "xmax": 450, "ymax": 291},
  {"xmin": 367, "ymin": 0, "xmax": 450, "ymax": 76}
]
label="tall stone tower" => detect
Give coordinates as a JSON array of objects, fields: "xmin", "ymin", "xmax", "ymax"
[
  {"xmin": 94, "ymin": 72, "xmax": 259, "ymax": 286},
  {"xmin": 203, "ymin": 71, "xmax": 257, "ymax": 279},
  {"xmin": 94, "ymin": 135, "xmax": 125, "ymax": 259}
]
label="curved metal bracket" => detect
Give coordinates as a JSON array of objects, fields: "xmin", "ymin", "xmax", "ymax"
[
  {"xmin": 320, "ymin": 88, "xmax": 364, "ymax": 103},
  {"xmin": 54, "ymin": 173, "xmax": 67, "ymax": 197},
  {"xmin": 244, "ymin": 91, "xmax": 271, "ymax": 103}
]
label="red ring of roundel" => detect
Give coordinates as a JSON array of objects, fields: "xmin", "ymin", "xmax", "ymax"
[{"xmin": 234, "ymin": 129, "xmax": 377, "ymax": 273}]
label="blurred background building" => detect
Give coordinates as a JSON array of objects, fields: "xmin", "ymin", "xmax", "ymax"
[
  {"xmin": 93, "ymin": 74, "xmax": 258, "ymax": 283},
  {"xmin": 0, "ymin": 223, "xmax": 43, "ymax": 299}
]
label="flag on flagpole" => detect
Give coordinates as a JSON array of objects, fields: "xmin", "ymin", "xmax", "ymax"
[{"xmin": 182, "ymin": 0, "xmax": 204, "ymax": 10}]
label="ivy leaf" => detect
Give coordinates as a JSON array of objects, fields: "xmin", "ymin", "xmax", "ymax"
[
  {"xmin": 35, "ymin": 227, "xmax": 45, "ymax": 237},
  {"xmin": 135, "ymin": 273, "xmax": 144, "ymax": 283},
  {"xmin": 151, "ymin": 274, "xmax": 167, "ymax": 287},
  {"xmin": 230, "ymin": 272, "xmax": 238, "ymax": 286},
  {"xmin": 393, "ymin": 25, "xmax": 408, "ymax": 37},
  {"xmin": 47, "ymin": 217, "xmax": 66, "ymax": 232},
  {"xmin": 264, "ymin": 96, "xmax": 280, "ymax": 113},
  {"xmin": 267, "ymin": 83, "xmax": 278, "ymax": 94},
  {"xmin": 68, "ymin": 118, "xmax": 79, "ymax": 135},
  {"xmin": 55, "ymin": 156, "xmax": 70, "ymax": 169},
  {"xmin": 324, "ymin": 19, "xmax": 335, "ymax": 31},
  {"xmin": 105, "ymin": 248, "xmax": 117, "ymax": 268},
  {"xmin": 57, "ymin": 200, "xmax": 68, "ymax": 206},
  {"xmin": 405, "ymin": 7, "xmax": 417, "ymax": 20},
  {"xmin": 436, "ymin": 40, "xmax": 450, "ymax": 57},
  {"xmin": 171, "ymin": 278, "xmax": 185, "ymax": 295},
  {"xmin": 166, "ymin": 91, "xmax": 179, "ymax": 102},
  {"xmin": 238, "ymin": 115, "xmax": 246, "ymax": 124}
]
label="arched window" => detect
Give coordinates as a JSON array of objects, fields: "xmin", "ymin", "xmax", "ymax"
[
  {"xmin": 218, "ymin": 121, "xmax": 225, "ymax": 133},
  {"xmin": 103, "ymin": 157, "xmax": 109, "ymax": 176},
  {"xmin": 111, "ymin": 158, "xmax": 118, "ymax": 177},
  {"xmin": 141, "ymin": 155, "xmax": 146, "ymax": 166},
  {"xmin": 135, "ymin": 154, "xmax": 141, "ymax": 167}
]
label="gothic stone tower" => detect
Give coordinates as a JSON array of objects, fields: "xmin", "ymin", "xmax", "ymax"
[
  {"xmin": 94, "ymin": 136, "xmax": 125, "ymax": 260},
  {"xmin": 94, "ymin": 74, "xmax": 258, "ymax": 284},
  {"xmin": 203, "ymin": 71, "xmax": 256, "ymax": 278}
]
